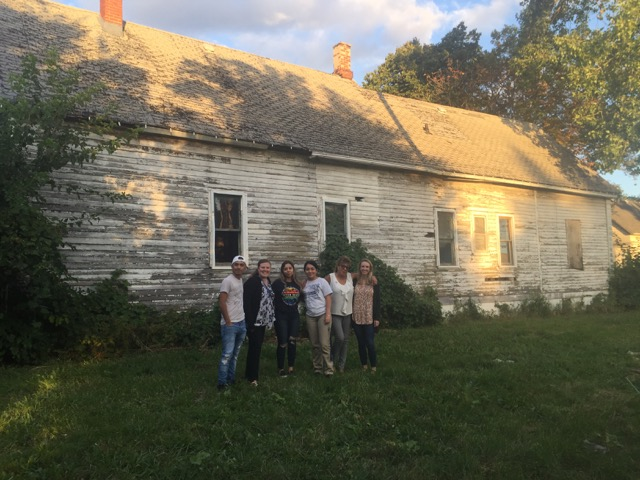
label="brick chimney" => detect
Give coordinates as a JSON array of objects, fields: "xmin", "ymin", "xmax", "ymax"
[
  {"xmin": 100, "ymin": 0, "xmax": 124, "ymax": 36},
  {"xmin": 332, "ymin": 42, "xmax": 353, "ymax": 80}
]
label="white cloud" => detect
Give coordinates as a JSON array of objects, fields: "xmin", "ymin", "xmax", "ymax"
[{"xmin": 68, "ymin": 0, "xmax": 521, "ymax": 82}]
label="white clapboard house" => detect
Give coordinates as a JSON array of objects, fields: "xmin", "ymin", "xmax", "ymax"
[{"xmin": 0, "ymin": 0, "xmax": 618, "ymax": 310}]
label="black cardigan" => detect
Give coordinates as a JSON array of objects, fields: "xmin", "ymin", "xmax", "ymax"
[{"xmin": 243, "ymin": 275, "xmax": 270, "ymax": 328}]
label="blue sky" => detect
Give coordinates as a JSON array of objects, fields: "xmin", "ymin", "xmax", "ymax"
[{"xmin": 55, "ymin": 0, "xmax": 638, "ymax": 196}]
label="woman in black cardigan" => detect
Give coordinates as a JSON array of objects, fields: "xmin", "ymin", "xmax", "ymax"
[
  {"xmin": 243, "ymin": 258, "xmax": 275, "ymax": 386},
  {"xmin": 351, "ymin": 259, "xmax": 381, "ymax": 373}
]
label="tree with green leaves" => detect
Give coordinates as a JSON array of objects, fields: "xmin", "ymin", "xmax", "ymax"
[
  {"xmin": 364, "ymin": 1, "xmax": 640, "ymax": 175},
  {"xmin": 0, "ymin": 51, "xmax": 132, "ymax": 363},
  {"xmin": 494, "ymin": 0, "xmax": 640, "ymax": 175},
  {"xmin": 363, "ymin": 23, "xmax": 486, "ymax": 110}
]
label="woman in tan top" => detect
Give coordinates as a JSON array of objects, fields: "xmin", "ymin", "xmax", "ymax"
[{"xmin": 351, "ymin": 259, "xmax": 381, "ymax": 373}]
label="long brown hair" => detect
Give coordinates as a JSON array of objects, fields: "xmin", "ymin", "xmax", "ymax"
[{"xmin": 279, "ymin": 260, "xmax": 300, "ymax": 285}]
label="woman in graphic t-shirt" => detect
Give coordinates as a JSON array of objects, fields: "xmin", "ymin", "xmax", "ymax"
[
  {"xmin": 272, "ymin": 260, "xmax": 303, "ymax": 376},
  {"xmin": 302, "ymin": 260, "xmax": 333, "ymax": 376}
]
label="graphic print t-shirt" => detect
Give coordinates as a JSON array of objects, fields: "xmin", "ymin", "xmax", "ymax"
[
  {"xmin": 273, "ymin": 280, "xmax": 301, "ymax": 312},
  {"xmin": 303, "ymin": 278, "xmax": 332, "ymax": 317}
]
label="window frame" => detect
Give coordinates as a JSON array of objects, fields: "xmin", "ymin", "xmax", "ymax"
[
  {"xmin": 322, "ymin": 197, "xmax": 351, "ymax": 242},
  {"xmin": 209, "ymin": 190, "xmax": 248, "ymax": 269},
  {"xmin": 497, "ymin": 215, "xmax": 516, "ymax": 267},
  {"xmin": 471, "ymin": 214, "xmax": 488, "ymax": 253},
  {"xmin": 435, "ymin": 208, "xmax": 458, "ymax": 267},
  {"xmin": 565, "ymin": 219, "xmax": 584, "ymax": 270}
]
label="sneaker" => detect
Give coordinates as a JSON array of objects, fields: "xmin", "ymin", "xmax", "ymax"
[
  {"xmin": 278, "ymin": 369, "xmax": 288, "ymax": 377},
  {"xmin": 288, "ymin": 367, "xmax": 295, "ymax": 375},
  {"xmin": 371, "ymin": 367, "xmax": 377, "ymax": 374},
  {"xmin": 250, "ymin": 380, "xmax": 258, "ymax": 387},
  {"xmin": 362, "ymin": 365, "xmax": 369, "ymax": 372}
]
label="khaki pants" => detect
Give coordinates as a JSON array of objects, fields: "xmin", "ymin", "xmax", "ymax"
[{"xmin": 306, "ymin": 314, "xmax": 333, "ymax": 375}]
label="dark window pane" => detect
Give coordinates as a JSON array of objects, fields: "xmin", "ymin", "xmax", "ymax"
[
  {"xmin": 326, "ymin": 202, "xmax": 347, "ymax": 237},
  {"xmin": 213, "ymin": 193, "xmax": 242, "ymax": 265},
  {"xmin": 437, "ymin": 211, "xmax": 456, "ymax": 265}
]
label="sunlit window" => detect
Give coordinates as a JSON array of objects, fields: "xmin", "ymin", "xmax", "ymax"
[
  {"xmin": 498, "ymin": 216, "xmax": 515, "ymax": 266},
  {"xmin": 472, "ymin": 215, "xmax": 487, "ymax": 252}
]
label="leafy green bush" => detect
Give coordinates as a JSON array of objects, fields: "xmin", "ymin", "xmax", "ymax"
[
  {"xmin": 609, "ymin": 249, "xmax": 640, "ymax": 310},
  {"xmin": 75, "ymin": 271, "xmax": 219, "ymax": 358},
  {"xmin": 446, "ymin": 298, "xmax": 489, "ymax": 323},
  {"xmin": 518, "ymin": 290, "xmax": 553, "ymax": 318},
  {"xmin": 0, "ymin": 52, "xmax": 133, "ymax": 364},
  {"xmin": 585, "ymin": 293, "xmax": 617, "ymax": 314},
  {"xmin": 319, "ymin": 236, "xmax": 442, "ymax": 328}
]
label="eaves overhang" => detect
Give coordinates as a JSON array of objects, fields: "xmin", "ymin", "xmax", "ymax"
[{"xmin": 310, "ymin": 151, "xmax": 617, "ymax": 200}]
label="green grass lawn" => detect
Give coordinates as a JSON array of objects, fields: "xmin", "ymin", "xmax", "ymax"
[{"xmin": 2, "ymin": 311, "xmax": 640, "ymax": 479}]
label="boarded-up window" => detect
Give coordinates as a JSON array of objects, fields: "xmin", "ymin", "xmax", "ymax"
[
  {"xmin": 499, "ymin": 216, "xmax": 515, "ymax": 265},
  {"xmin": 436, "ymin": 210, "xmax": 457, "ymax": 266},
  {"xmin": 473, "ymin": 215, "xmax": 487, "ymax": 251},
  {"xmin": 566, "ymin": 219, "xmax": 584, "ymax": 270},
  {"xmin": 324, "ymin": 201, "xmax": 350, "ymax": 240},
  {"xmin": 210, "ymin": 192, "xmax": 246, "ymax": 267}
]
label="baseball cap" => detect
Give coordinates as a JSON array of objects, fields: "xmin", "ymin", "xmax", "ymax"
[{"xmin": 231, "ymin": 255, "xmax": 247, "ymax": 266}]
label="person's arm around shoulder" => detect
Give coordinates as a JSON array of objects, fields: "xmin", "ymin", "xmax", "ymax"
[
  {"xmin": 219, "ymin": 292, "xmax": 232, "ymax": 327},
  {"xmin": 324, "ymin": 290, "xmax": 332, "ymax": 325},
  {"xmin": 320, "ymin": 277, "xmax": 332, "ymax": 325}
]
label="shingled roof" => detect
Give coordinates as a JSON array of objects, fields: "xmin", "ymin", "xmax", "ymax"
[
  {"xmin": 1, "ymin": 0, "xmax": 617, "ymax": 196},
  {"xmin": 612, "ymin": 198, "xmax": 640, "ymax": 235}
]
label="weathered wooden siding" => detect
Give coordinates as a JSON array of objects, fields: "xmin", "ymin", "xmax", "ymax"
[
  {"xmin": 535, "ymin": 192, "xmax": 611, "ymax": 301},
  {"xmin": 46, "ymin": 137, "xmax": 612, "ymax": 311},
  {"xmin": 47, "ymin": 136, "xmax": 319, "ymax": 308},
  {"xmin": 315, "ymin": 162, "xmax": 611, "ymax": 308}
]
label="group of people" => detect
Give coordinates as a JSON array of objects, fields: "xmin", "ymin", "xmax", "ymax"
[{"xmin": 216, "ymin": 255, "xmax": 381, "ymax": 391}]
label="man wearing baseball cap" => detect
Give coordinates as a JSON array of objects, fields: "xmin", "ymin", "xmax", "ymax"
[{"xmin": 217, "ymin": 255, "xmax": 248, "ymax": 391}]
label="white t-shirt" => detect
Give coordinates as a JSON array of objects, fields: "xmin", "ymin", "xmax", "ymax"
[
  {"xmin": 219, "ymin": 274, "xmax": 244, "ymax": 324},
  {"xmin": 303, "ymin": 277, "xmax": 332, "ymax": 317}
]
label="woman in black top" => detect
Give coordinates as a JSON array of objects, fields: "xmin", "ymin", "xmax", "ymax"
[
  {"xmin": 271, "ymin": 260, "xmax": 303, "ymax": 376},
  {"xmin": 243, "ymin": 258, "xmax": 275, "ymax": 386}
]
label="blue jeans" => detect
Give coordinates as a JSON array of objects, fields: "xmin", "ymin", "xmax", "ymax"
[
  {"xmin": 217, "ymin": 320, "xmax": 246, "ymax": 387},
  {"xmin": 352, "ymin": 322, "xmax": 377, "ymax": 368}
]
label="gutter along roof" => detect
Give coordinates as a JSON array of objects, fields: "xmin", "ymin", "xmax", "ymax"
[{"xmin": 0, "ymin": 0, "xmax": 618, "ymax": 197}]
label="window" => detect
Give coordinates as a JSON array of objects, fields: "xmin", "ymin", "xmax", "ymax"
[
  {"xmin": 210, "ymin": 192, "xmax": 247, "ymax": 267},
  {"xmin": 436, "ymin": 210, "xmax": 457, "ymax": 266},
  {"xmin": 472, "ymin": 215, "xmax": 487, "ymax": 252},
  {"xmin": 566, "ymin": 219, "xmax": 584, "ymax": 270},
  {"xmin": 498, "ymin": 216, "xmax": 515, "ymax": 266},
  {"xmin": 323, "ymin": 199, "xmax": 350, "ymax": 241}
]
